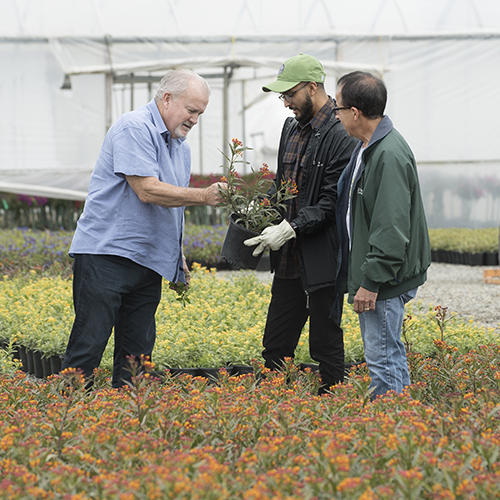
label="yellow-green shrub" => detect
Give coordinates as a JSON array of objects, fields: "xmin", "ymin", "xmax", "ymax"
[{"xmin": 0, "ymin": 265, "xmax": 496, "ymax": 370}]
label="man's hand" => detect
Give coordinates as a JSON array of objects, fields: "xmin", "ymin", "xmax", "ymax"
[
  {"xmin": 204, "ymin": 182, "xmax": 227, "ymax": 207},
  {"xmin": 244, "ymin": 220, "xmax": 296, "ymax": 257},
  {"xmin": 353, "ymin": 287, "xmax": 378, "ymax": 314}
]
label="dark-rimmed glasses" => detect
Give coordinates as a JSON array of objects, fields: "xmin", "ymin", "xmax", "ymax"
[
  {"xmin": 279, "ymin": 82, "xmax": 309, "ymax": 103},
  {"xmin": 333, "ymin": 98, "xmax": 351, "ymax": 114}
]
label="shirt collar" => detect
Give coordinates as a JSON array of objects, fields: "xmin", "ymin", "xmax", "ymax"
[
  {"xmin": 148, "ymin": 99, "xmax": 167, "ymax": 133},
  {"xmin": 147, "ymin": 99, "xmax": 187, "ymax": 147},
  {"xmin": 309, "ymin": 96, "xmax": 335, "ymax": 130}
]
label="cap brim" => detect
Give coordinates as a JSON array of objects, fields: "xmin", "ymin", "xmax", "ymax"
[{"xmin": 262, "ymin": 80, "xmax": 300, "ymax": 93}]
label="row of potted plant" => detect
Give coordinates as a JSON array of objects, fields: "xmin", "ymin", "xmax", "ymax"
[
  {"xmin": 430, "ymin": 248, "xmax": 498, "ymax": 266},
  {"xmin": 428, "ymin": 227, "xmax": 499, "ymax": 266},
  {"xmin": 2, "ymin": 226, "xmax": 498, "ymax": 279},
  {"xmin": 0, "ymin": 192, "xmax": 84, "ymax": 231},
  {"xmin": 1, "ymin": 264, "xmax": 496, "ymax": 379}
]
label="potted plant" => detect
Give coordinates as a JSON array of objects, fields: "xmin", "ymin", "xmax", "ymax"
[{"xmin": 218, "ymin": 138, "xmax": 298, "ymax": 269}]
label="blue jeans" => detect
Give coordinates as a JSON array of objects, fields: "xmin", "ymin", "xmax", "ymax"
[
  {"xmin": 358, "ymin": 288, "xmax": 417, "ymax": 397},
  {"xmin": 62, "ymin": 254, "xmax": 162, "ymax": 388}
]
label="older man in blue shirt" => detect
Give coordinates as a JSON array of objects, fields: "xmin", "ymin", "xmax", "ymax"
[{"xmin": 62, "ymin": 69, "xmax": 225, "ymax": 387}]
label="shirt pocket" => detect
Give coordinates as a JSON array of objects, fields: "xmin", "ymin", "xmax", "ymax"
[{"xmin": 283, "ymin": 150, "xmax": 297, "ymax": 165}]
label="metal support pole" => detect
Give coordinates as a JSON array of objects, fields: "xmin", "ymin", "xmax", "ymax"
[
  {"xmin": 130, "ymin": 73, "xmax": 134, "ymax": 110},
  {"xmin": 223, "ymin": 65, "xmax": 229, "ymax": 169},
  {"xmin": 241, "ymin": 79, "xmax": 247, "ymax": 174},
  {"xmin": 198, "ymin": 116, "xmax": 203, "ymax": 175},
  {"xmin": 105, "ymin": 72, "xmax": 113, "ymax": 132}
]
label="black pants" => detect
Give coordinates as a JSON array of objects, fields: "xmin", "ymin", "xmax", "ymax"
[
  {"xmin": 262, "ymin": 276, "xmax": 345, "ymax": 388},
  {"xmin": 62, "ymin": 254, "xmax": 162, "ymax": 388}
]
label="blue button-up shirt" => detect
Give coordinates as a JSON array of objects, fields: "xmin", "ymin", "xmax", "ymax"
[{"xmin": 70, "ymin": 99, "xmax": 190, "ymax": 282}]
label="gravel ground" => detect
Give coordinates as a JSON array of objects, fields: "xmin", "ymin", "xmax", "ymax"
[
  {"xmin": 411, "ymin": 262, "xmax": 500, "ymax": 332},
  {"xmin": 218, "ymin": 262, "xmax": 500, "ymax": 332}
]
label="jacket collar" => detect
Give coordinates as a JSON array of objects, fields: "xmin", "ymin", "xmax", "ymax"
[{"xmin": 366, "ymin": 115, "xmax": 393, "ymax": 150}]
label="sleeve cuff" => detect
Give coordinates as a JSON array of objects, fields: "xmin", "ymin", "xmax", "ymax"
[{"xmin": 360, "ymin": 276, "xmax": 380, "ymax": 293}]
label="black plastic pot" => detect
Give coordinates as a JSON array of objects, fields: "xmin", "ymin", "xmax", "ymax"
[
  {"xmin": 470, "ymin": 253, "xmax": 484, "ymax": 266},
  {"xmin": 170, "ymin": 367, "xmax": 201, "ymax": 377},
  {"xmin": 25, "ymin": 349, "xmax": 35, "ymax": 375},
  {"xmin": 198, "ymin": 367, "xmax": 225, "ymax": 382},
  {"xmin": 50, "ymin": 355, "xmax": 63, "ymax": 375},
  {"xmin": 32, "ymin": 350, "xmax": 45, "ymax": 378},
  {"xmin": 231, "ymin": 364, "xmax": 254, "ymax": 376},
  {"xmin": 484, "ymin": 252, "xmax": 499, "ymax": 266},
  {"xmin": 41, "ymin": 355, "xmax": 53, "ymax": 378},
  {"xmin": 16, "ymin": 345, "xmax": 28, "ymax": 373},
  {"xmin": 221, "ymin": 213, "xmax": 263, "ymax": 270}
]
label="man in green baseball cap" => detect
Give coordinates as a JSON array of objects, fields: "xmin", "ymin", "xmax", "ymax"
[
  {"xmin": 245, "ymin": 53, "xmax": 357, "ymax": 394},
  {"xmin": 262, "ymin": 53, "xmax": 326, "ymax": 93}
]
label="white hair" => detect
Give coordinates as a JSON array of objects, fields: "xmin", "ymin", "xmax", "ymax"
[{"xmin": 155, "ymin": 69, "xmax": 210, "ymax": 102}]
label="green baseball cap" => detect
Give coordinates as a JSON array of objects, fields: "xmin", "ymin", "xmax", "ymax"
[{"xmin": 262, "ymin": 53, "xmax": 326, "ymax": 93}]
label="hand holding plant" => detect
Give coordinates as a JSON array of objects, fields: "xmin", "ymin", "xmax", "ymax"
[{"xmin": 168, "ymin": 281, "xmax": 191, "ymax": 307}]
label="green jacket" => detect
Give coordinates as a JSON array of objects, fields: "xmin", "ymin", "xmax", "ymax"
[{"xmin": 336, "ymin": 116, "xmax": 431, "ymax": 303}]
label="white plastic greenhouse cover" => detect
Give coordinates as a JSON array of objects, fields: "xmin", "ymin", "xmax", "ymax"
[{"xmin": 1, "ymin": 0, "xmax": 500, "ymax": 227}]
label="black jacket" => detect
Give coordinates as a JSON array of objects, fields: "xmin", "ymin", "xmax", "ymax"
[{"xmin": 270, "ymin": 114, "xmax": 358, "ymax": 292}]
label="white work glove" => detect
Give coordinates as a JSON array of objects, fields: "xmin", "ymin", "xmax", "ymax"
[{"xmin": 244, "ymin": 220, "xmax": 296, "ymax": 257}]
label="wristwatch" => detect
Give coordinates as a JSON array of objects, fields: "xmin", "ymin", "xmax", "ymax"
[{"xmin": 290, "ymin": 221, "xmax": 298, "ymax": 235}]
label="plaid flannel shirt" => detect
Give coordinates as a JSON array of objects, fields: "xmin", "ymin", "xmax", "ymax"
[{"xmin": 275, "ymin": 97, "xmax": 335, "ymax": 278}]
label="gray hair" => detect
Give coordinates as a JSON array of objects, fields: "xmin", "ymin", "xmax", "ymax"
[{"xmin": 155, "ymin": 69, "xmax": 210, "ymax": 102}]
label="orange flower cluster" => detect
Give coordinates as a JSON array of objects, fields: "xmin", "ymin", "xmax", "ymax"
[
  {"xmin": 282, "ymin": 178, "xmax": 299, "ymax": 196},
  {"xmin": 1, "ymin": 348, "xmax": 500, "ymax": 499}
]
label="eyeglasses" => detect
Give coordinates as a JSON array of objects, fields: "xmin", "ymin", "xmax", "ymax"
[
  {"xmin": 333, "ymin": 106, "xmax": 351, "ymax": 114},
  {"xmin": 333, "ymin": 98, "xmax": 351, "ymax": 114},
  {"xmin": 279, "ymin": 82, "xmax": 309, "ymax": 103}
]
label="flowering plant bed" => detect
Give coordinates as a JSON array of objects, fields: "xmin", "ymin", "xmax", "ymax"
[
  {"xmin": 1, "ymin": 347, "xmax": 500, "ymax": 499},
  {"xmin": 183, "ymin": 224, "xmax": 228, "ymax": 268},
  {"xmin": 1, "ymin": 264, "xmax": 497, "ymax": 374},
  {"xmin": 0, "ymin": 228, "xmax": 74, "ymax": 277},
  {"xmin": 1, "ymin": 227, "xmax": 498, "ymax": 279}
]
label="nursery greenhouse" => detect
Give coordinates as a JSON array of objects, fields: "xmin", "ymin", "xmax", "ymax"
[{"xmin": 1, "ymin": 0, "xmax": 500, "ymax": 227}]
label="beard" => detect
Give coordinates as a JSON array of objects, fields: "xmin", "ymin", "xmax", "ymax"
[
  {"xmin": 295, "ymin": 92, "xmax": 314, "ymax": 126},
  {"xmin": 174, "ymin": 121, "xmax": 193, "ymax": 138}
]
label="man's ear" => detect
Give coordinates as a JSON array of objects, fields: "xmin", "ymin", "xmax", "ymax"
[
  {"xmin": 162, "ymin": 92, "xmax": 172, "ymax": 108},
  {"xmin": 308, "ymin": 81, "xmax": 318, "ymax": 94}
]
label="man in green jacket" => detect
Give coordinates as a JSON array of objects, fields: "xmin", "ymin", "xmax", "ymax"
[{"xmin": 334, "ymin": 71, "xmax": 431, "ymax": 398}]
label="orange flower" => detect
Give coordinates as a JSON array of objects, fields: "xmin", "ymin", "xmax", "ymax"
[
  {"xmin": 337, "ymin": 477, "xmax": 362, "ymax": 492},
  {"xmin": 259, "ymin": 164, "xmax": 270, "ymax": 176}
]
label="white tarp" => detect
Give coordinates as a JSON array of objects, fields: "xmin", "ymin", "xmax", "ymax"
[{"xmin": 1, "ymin": 0, "xmax": 500, "ymax": 227}]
